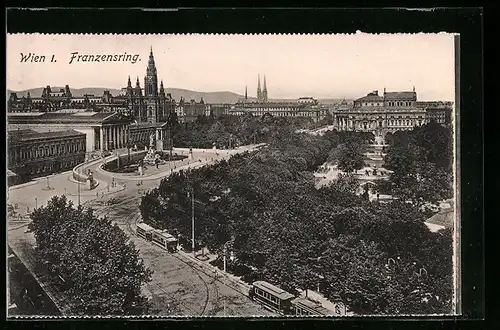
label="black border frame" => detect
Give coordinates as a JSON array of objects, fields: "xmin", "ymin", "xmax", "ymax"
[{"xmin": 4, "ymin": 7, "xmax": 485, "ymax": 330}]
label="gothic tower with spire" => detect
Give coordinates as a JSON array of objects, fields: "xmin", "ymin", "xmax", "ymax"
[
  {"xmin": 123, "ymin": 47, "xmax": 175, "ymax": 124},
  {"xmin": 257, "ymin": 75, "xmax": 262, "ymax": 102},
  {"xmin": 262, "ymin": 75, "xmax": 268, "ymax": 102},
  {"xmin": 145, "ymin": 47, "xmax": 159, "ymax": 123}
]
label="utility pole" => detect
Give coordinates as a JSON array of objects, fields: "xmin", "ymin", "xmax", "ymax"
[
  {"xmin": 223, "ymin": 242, "xmax": 227, "ymax": 316},
  {"xmin": 191, "ymin": 187, "xmax": 195, "ymax": 257},
  {"xmin": 223, "ymin": 244, "xmax": 227, "ymax": 273}
]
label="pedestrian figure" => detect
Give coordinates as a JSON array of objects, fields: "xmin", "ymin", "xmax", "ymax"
[
  {"xmin": 140, "ymin": 181, "xmax": 143, "ymax": 186},
  {"xmin": 107, "ymin": 186, "xmax": 110, "ymax": 192},
  {"xmin": 96, "ymin": 192, "xmax": 99, "ymax": 198},
  {"xmin": 377, "ymin": 193, "xmax": 380, "ymax": 201}
]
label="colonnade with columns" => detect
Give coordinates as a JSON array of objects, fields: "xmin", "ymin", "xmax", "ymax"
[{"xmin": 99, "ymin": 124, "xmax": 130, "ymax": 151}]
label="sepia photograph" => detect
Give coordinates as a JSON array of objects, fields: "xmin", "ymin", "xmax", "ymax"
[{"xmin": 6, "ymin": 33, "xmax": 459, "ymax": 318}]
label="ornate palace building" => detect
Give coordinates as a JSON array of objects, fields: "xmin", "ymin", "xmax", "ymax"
[{"xmin": 331, "ymin": 88, "xmax": 452, "ymax": 137}]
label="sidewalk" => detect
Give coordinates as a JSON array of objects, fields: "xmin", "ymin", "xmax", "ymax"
[
  {"xmin": 98, "ymin": 149, "xmax": 245, "ymax": 181},
  {"xmin": 177, "ymin": 249, "xmax": 252, "ymax": 297},
  {"xmin": 8, "ymin": 180, "xmax": 39, "ymax": 191}
]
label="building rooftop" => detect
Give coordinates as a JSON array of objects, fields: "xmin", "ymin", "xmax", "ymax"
[
  {"xmin": 291, "ymin": 297, "xmax": 333, "ymax": 315},
  {"xmin": 384, "ymin": 91, "xmax": 417, "ymax": 100},
  {"xmin": 355, "ymin": 91, "xmax": 384, "ymax": 103},
  {"xmin": 343, "ymin": 106, "xmax": 426, "ymax": 113},
  {"xmin": 136, "ymin": 223, "xmax": 155, "ymax": 232},
  {"xmin": 426, "ymin": 208, "xmax": 454, "ymax": 229},
  {"xmin": 7, "ymin": 112, "xmax": 131, "ymax": 124},
  {"xmin": 8, "ymin": 129, "xmax": 86, "ymax": 142}
]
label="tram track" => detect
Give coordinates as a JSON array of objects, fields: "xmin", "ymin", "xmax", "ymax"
[
  {"xmin": 109, "ymin": 198, "xmax": 212, "ymax": 316},
  {"xmin": 85, "ymin": 184, "xmax": 261, "ymax": 316},
  {"xmin": 168, "ymin": 253, "xmax": 211, "ymax": 316}
]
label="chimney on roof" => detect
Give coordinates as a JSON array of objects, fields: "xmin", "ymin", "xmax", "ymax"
[
  {"xmin": 373, "ymin": 90, "xmax": 378, "ymax": 96},
  {"xmin": 413, "ymin": 86, "xmax": 416, "ymax": 92},
  {"xmin": 383, "ymin": 87, "xmax": 386, "ymax": 94}
]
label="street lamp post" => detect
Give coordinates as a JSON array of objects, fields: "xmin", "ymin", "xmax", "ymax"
[
  {"xmin": 77, "ymin": 168, "xmax": 81, "ymax": 206},
  {"xmin": 189, "ymin": 187, "xmax": 195, "ymax": 257},
  {"xmin": 34, "ymin": 197, "xmax": 37, "ymax": 209}
]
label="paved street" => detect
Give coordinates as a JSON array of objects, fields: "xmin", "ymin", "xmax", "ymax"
[
  {"xmin": 89, "ymin": 194, "xmax": 271, "ymax": 316},
  {"xmin": 8, "ymin": 145, "xmax": 273, "ymax": 317}
]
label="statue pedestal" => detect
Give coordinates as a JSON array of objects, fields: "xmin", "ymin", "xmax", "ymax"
[{"xmin": 143, "ymin": 148, "xmax": 160, "ymax": 166}]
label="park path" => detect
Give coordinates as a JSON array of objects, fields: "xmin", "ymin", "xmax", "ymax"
[{"xmin": 8, "ymin": 144, "xmax": 272, "ymax": 317}]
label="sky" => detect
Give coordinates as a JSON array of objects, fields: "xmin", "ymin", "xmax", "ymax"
[{"xmin": 7, "ymin": 33, "xmax": 456, "ymax": 101}]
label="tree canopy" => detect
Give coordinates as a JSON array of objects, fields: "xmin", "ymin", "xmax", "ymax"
[
  {"xmin": 140, "ymin": 123, "xmax": 453, "ymax": 315},
  {"xmin": 28, "ymin": 196, "xmax": 152, "ymax": 316},
  {"xmin": 170, "ymin": 114, "xmax": 318, "ymax": 149},
  {"xmin": 383, "ymin": 123, "xmax": 453, "ymax": 207},
  {"xmin": 328, "ymin": 141, "xmax": 366, "ymax": 173}
]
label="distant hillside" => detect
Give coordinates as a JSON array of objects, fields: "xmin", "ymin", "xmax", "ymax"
[{"xmin": 7, "ymin": 87, "xmax": 347, "ymax": 105}]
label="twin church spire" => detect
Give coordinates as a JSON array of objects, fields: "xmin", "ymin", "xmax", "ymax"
[{"xmin": 255, "ymin": 74, "xmax": 268, "ymax": 103}]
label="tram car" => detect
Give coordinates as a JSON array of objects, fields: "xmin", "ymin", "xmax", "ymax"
[
  {"xmin": 136, "ymin": 223, "xmax": 155, "ymax": 241},
  {"xmin": 290, "ymin": 296, "xmax": 346, "ymax": 316},
  {"xmin": 249, "ymin": 281, "xmax": 295, "ymax": 315},
  {"xmin": 151, "ymin": 229, "xmax": 178, "ymax": 252}
]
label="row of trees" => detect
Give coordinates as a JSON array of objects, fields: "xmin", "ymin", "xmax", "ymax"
[
  {"xmin": 28, "ymin": 196, "xmax": 152, "ymax": 316},
  {"xmin": 140, "ymin": 126, "xmax": 453, "ymax": 315},
  {"xmin": 381, "ymin": 122, "xmax": 454, "ymax": 208},
  {"xmin": 169, "ymin": 113, "xmax": 319, "ymax": 149}
]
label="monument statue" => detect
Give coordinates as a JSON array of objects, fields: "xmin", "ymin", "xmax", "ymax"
[
  {"xmin": 143, "ymin": 133, "xmax": 164, "ymax": 167},
  {"xmin": 149, "ymin": 133, "xmax": 155, "ymax": 149},
  {"xmin": 87, "ymin": 169, "xmax": 97, "ymax": 189}
]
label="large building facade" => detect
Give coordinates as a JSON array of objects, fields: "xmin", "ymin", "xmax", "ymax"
[
  {"xmin": 232, "ymin": 76, "xmax": 327, "ymax": 121},
  {"xmin": 7, "ymin": 112, "xmax": 132, "ymax": 155},
  {"xmin": 331, "ymin": 88, "xmax": 452, "ymax": 137},
  {"xmin": 7, "ymin": 49, "xmax": 177, "ymax": 124},
  {"xmin": 8, "ymin": 129, "xmax": 86, "ymax": 181}
]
